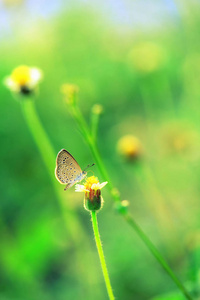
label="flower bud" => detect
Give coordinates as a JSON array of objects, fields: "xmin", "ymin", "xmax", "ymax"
[
  {"xmin": 115, "ymin": 200, "xmax": 129, "ymax": 215},
  {"xmin": 117, "ymin": 135, "xmax": 142, "ymax": 161},
  {"xmin": 92, "ymin": 104, "xmax": 103, "ymax": 115},
  {"xmin": 84, "ymin": 188, "xmax": 102, "ymax": 211},
  {"xmin": 75, "ymin": 176, "xmax": 107, "ymax": 212},
  {"xmin": 127, "ymin": 42, "xmax": 167, "ymax": 73},
  {"xmin": 61, "ymin": 83, "xmax": 79, "ymax": 105}
]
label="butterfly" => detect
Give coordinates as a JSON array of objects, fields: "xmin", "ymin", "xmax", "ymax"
[{"xmin": 55, "ymin": 149, "xmax": 94, "ymax": 190}]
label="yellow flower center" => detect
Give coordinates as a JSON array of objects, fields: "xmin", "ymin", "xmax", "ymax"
[
  {"xmin": 84, "ymin": 176, "xmax": 99, "ymax": 190},
  {"xmin": 11, "ymin": 66, "xmax": 32, "ymax": 85}
]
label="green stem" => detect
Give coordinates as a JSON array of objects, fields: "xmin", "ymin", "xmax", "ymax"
[
  {"xmin": 71, "ymin": 104, "xmax": 119, "ymax": 200},
  {"xmin": 67, "ymin": 100, "xmax": 193, "ymax": 300},
  {"xmin": 124, "ymin": 214, "xmax": 193, "ymax": 300},
  {"xmin": 21, "ymin": 98, "xmax": 98, "ymax": 295},
  {"xmin": 20, "ymin": 99, "xmax": 84, "ymax": 239},
  {"xmin": 90, "ymin": 211, "xmax": 115, "ymax": 300},
  {"xmin": 91, "ymin": 110, "xmax": 100, "ymax": 143},
  {"xmin": 21, "ymin": 99, "xmax": 55, "ymax": 178}
]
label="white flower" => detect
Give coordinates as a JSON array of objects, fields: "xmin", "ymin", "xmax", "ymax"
[
  {"xmin": 4, "ymin": 65, "xmax": 42, "ymax": 94},
  {"xmin": 75, "ymin": 176, "xmax": 107, "ymax": 193},
  {"xmin": 75, "ymin": 184, "xmax": 89, "ymax": 193},
  {"xmin": 75, "ymin": 176, "xmax": 107, "ymax": 212},
  {"xmin": 91, "ymin": 182, "xmax": 108, "ymax": 191}
]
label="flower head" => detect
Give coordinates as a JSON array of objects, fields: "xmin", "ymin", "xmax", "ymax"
[
  {"xmin": 115, "ymin": 200, "xmax": 129, "ymax": 215},
  {"xmin": 2, "ymin": 0, "xmax": 24, "ymax": 6},
  {"xmin": 61, "ymin": 83, "xmax": 79, "ymax": 105},
  {"xmin": 92, "ymin": 104, "xmax": 103, "ymax": 115},
  {"xmin": 4, "ymin": 65, "xmax": 42, "ymax": 95},
  {"xmin": 75, "ymin": 176, "xmax": 107, "ymax": 211},
  {"xmin": 127, "ymin": 42, "xmax": 167, "ymax": 73},
  {"xmin": 117, "ymin": 135, "xmax": 142, "ymax": 160},
  {"xmin": 162, "ymin": 122, "xmax": 196, "ymax": 155}
]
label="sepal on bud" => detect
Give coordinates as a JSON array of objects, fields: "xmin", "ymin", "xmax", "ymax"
[{"xmin": 84, "ymin": 189, "xmax": 103, "ymax": 211}]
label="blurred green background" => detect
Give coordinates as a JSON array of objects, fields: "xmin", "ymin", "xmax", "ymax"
[{"xmin": 1, "ymin": 0, "xmax": 200, "ymax": 299}]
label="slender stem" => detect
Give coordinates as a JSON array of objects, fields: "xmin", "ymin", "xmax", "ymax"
[
  {"xmin": 21, "ymin": 98, "xmax": 98, "ymax": 295},
  {"xmin": 124, "ymin": 214, "xmax": 193, "ymax": 300},
  {"xmin": 90, "ymin": 211, "xmax": 115, "ymax": 300},
  {"xmin": 20, "ymin": 99, "xmax": 85, "ymax": 239},
  {"xmin": 67, "ymin": 100, "xmax": 193, "ymax": 300},
  {"xmin": 91, "ymin": 109, "xmax": 100, "ymax": 143},
  {"xmin": 71, "ymin": 104, "xmax": 119, "ymax": 200},
  {"xmin": 21, "ymin": 99, "xmax": 55, "ymax": 178}
]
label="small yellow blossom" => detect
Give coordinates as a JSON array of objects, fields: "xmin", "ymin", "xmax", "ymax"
[
  {"xmin": 117, "ymin": 135, "xmax": 142, "ymax": 160},
  {"xmin": 2, "ymin": 0, "xmax": 24, "ymax": 6},
  {"xmin": 75, "ymin": 176, "xmax": 107, "ymax": 211},
  {"xmin": 61, "ymin": 83, "xmax": 79, "ymax": 105},
  {"xmin": 127, "ymin": 42, "xmax": 167, "ymax": 73},
  {"xmin": 162, "ymin": 123, "xmax": 197, "ymax": 155},
  {"xmin": 115, "ymin": 200, "xmax": 129, "ymax": 215},
  {"xmin": 4, "ymin": 65, "xmax": 42, "ymax": 95},
  {"xmin": 92, "ymin": 104, "xmax": 103, "ymax": 115}
]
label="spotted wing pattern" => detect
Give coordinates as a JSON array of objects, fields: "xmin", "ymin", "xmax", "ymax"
[{"xmin": 55, "ymin": 149, "xmax": 83, "ymax": 189}]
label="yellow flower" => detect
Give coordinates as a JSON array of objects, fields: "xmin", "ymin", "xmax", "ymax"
[
  {"xmin": 61, "ymin": 83, "xmax": 79, "ymax": 105},
  {"xmin": 2, "ymin": 0, "xmax": 24, "ymax": 6},
  {"xmin": 163, "ymin": 123, "xmax": 196, "ymax": 155},
  {"xmin": 115, "ymin": 200, "xmax": 129, "ymax": 215},
  {"xmin": 75, "ymin": 176, "xmax": 107, "ymax": 211},
  {"xmin": 117, "ymin": 135, "xmax": 142, "ymax": 160},
  {"xmin": 128, "ymin": 42, "xmax": 167, "ymax": 73},
  {"xmin": 4, "ymin": 65, "xmax": 42, "ymax": 95},
  {"xmin": 92, "ymin": 104, "xmax": 103, "ymax": 115}
]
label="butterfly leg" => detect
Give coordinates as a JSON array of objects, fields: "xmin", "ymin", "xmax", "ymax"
[
  {"xmin": 64, "ymin": 184, "xmax": 70, "ymax": 191},
  {"xmin": 64, "ymin": 182, "xmax": 75, "ymax": 191}
]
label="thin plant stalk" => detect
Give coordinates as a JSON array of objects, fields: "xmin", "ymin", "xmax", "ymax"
[
  {"xmin": 91, "ymin": 211, "xmax": 115, "ymax": 300},
  {"xmin": 90, "ymin": 105, "xmax": 102, "ymax": 143},
  {"xmin": 21, "ymin": 99, "xmax": 79, "ymax": 237},
  {"xmin": 69, "ymin": 103, "xmax": 117, "ymax": 198},
  {"xmin": 21, "ymin": 98, "xmax": 97, "ymax": 295},
  {"xmin": 66, "ymin": 99, "xmax": 193, "ymax": 300},
  {"xmin": 124, "ymin": 213, "xmax": 192, "ymax": 300}
]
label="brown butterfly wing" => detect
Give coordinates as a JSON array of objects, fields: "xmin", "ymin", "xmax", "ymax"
[{"xmin": 55, "ymin": 149, "xmax": 82, "ymax": 185}]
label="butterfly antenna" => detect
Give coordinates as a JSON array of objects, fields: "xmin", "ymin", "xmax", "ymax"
[{"xmin": 83, "ymin": 163, "xmax": 95, "ymax": 172}]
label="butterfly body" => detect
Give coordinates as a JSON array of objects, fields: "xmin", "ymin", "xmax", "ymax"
[
  {"xmin": 55, "ymin": 149, "xmax": 89, "ymax": 190},
  {"xmin": 64, "ymin": 171, "xmax": 87, "ymax": 190}
]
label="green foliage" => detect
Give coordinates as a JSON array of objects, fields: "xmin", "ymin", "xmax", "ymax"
[{"xmin": 1, "ymin": 1, "xmax": 200, "ymax": 299}]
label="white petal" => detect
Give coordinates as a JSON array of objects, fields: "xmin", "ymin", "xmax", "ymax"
[
  {"xmin": 99, "ymin": 181, "xmax": 108, "ymax": 189},
  {"xmin": 4, "ymin": 77, "xmax": 19, "ymax": 92},
  {"xmin": 75, "ymin": 184, "xmax": 86, "ymax": 192},
  {"xmin": 91, "ymin": 183, "xmax": 100, "ymax": 190},
  {"xmin": 29, "ymin": 68, "xmax": 42, "ymax": 86},
  {"xmin": 31, "ymin": 68, "xmax": 42, "ymax": 80},
  {"xmin": 91, "ymin": 181, "xmax": 108, "ymax": 190}
]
